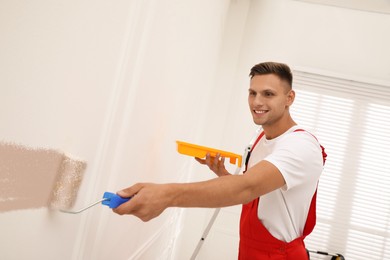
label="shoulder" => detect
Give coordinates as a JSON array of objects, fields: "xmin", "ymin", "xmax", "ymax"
[
  {"xmin": 277, "ymin": 127, "xmax": 321, "ymax": 149},
  {"xmin": 264, "ymin": 127, "xmax": 324, "ymax": 189},
  {"xmin": 269, "ymin": 127, "xmax": 324, "ymax": 166}
]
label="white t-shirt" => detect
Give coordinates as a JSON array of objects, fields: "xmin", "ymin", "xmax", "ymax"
[{"xmin": 247, "ymin": 125, "xmax": 324, "ymax": 242}]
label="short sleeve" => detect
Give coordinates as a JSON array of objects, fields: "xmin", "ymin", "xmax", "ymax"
[{"xmin": 263, "ymin": 131, "xmax": 324, "ymax": 191}]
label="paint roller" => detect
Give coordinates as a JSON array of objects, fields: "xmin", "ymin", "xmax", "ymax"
[
  {"xmin": 59, "ymin": 192, "xmax": 130, "ymax": 214},
  {"xmin": 50, "ymin": 154, "xmax": 131, "ymax": 214},
  {"xmin": 50, "ymin": 153, "xmax": 131, "ymax": 214},
  {"xmin": 49, "ymin": 154, "xmax": 87, "ymax": 210}
]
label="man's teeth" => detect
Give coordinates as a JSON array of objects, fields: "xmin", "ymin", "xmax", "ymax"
[{"xmin": 254, "ymin": 110, "xmax": 266, "ymax": 114}]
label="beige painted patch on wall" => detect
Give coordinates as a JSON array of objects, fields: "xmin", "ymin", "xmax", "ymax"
[{"xmin": 0, "ymin": 142, "xmax": 86, "ymax": 212}]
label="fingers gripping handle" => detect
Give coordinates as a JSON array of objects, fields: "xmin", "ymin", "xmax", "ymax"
[{"xmin": 102, "ymin": 192, "xmax": 131, "ymax": 208}]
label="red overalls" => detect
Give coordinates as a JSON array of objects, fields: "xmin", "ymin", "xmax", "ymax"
[{"xmin": 239, "ymin": 130, "xmax": 327, "ymax": 259}]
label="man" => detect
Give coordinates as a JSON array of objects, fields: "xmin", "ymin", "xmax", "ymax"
[{"xmin": 114, "ymin": 62, "xmax": 326, "ymax": 259}]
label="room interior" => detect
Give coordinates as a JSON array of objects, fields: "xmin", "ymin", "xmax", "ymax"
[{"xmin": 1, "ymin": 0, "xmax": 389, "ymax": 259}]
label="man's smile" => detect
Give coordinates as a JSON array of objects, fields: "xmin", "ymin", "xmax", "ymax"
[{"xmin": 253, "ymin": 110, "xmax": 268, "ymax": 114}]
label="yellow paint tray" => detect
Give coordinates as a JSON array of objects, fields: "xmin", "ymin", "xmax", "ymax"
[{"xmin": 176, "ymin": 141, "xmax": 242, "ymax": 167}]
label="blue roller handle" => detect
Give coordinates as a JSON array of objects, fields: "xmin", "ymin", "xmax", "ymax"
[{"xmin": 102, "ymin": 192, "xmax": 131, "ymax": 208}]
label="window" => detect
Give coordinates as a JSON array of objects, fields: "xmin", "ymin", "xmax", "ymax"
[{"xmin": 291, "ymin": 70, "xmax": 390, "ymax": 260}]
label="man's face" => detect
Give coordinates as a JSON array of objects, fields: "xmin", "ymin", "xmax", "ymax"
[{"xmin": 248, "ymin": 74, "xmax": 294, "ymax": 126}]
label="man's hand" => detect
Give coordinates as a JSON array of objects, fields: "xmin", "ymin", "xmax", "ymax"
[
  {"xmin": 195, "ymin": 153, "xmax": 230, "ymax": 177},
  {"xmin": 113, "ymin": 183, "xmax": 172, "ymax": 222}
]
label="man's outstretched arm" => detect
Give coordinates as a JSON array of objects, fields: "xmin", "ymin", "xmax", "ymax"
[{"xmin": 113, "ymin": 160, "xmax": 285, "ymax": 221}]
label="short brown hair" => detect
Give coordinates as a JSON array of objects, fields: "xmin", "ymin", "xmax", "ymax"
[{"xmin": 249, "ymin": 62, "xmax": 293, "ymax": 88}]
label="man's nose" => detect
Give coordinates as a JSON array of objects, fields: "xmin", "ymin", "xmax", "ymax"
[{"xmin": 253, "ymin": 95, "xmax": 264, "ymax": 106}]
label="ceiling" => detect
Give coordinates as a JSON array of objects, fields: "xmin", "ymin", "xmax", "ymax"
[{"xmin": 293, "ymin": 0, "xmax": 390, "ymax": 14}]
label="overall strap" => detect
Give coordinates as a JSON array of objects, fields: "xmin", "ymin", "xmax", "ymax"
[
  {"xmin": 293, "ymin": 129, "xmax": 327, "ymax": 237},
  {"xmin": 244, "ymin": 131, "xmax": 264, "ymax": 172}
]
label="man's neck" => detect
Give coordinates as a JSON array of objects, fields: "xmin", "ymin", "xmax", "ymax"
[{"xmin": 262, "ymin": 117, "xmax": 296, "ymax": 140}]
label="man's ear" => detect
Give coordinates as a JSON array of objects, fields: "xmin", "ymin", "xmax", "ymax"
[{"xmin": 286, "ymin": 90, "xmax": 295, "ymax": 107}]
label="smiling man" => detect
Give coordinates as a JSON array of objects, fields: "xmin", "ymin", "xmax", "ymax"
[{"xmin": 113, "ymin": 62, "xmax": 326, "ymax": 259}]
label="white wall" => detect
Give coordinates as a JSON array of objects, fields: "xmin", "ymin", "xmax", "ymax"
[
  {"xmin": 0, "ymin": 0, "xmax": 232, "ymax": 259},
  {"xmin": 1, "ymin": 1, "xmax": 135, "ymax": 259},
  {"xmin": 240, "ymin": 0, "xmax": 390, "ymax": 80}
]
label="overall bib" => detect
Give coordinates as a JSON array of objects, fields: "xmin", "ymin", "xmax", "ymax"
[{"xmin": 238, "ymin": 130, "xmax": 327, "ymax": 259}]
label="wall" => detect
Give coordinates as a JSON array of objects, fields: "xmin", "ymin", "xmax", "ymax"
[
  {"xmin": 1, "ymin": 1, "xmax": 133, "ymax": 259},
  {"xmin": 0, "ymin": 0, "xmax": 232, "ymax": 259}
]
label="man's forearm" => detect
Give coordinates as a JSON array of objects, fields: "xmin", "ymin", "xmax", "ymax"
[
  {"xmin": 168, "ymin": 160, "xmax": 285, "ymax": 209},
  {"xmin": 168, "ymin": 174, "xmax": 255, "ymax": 208}
]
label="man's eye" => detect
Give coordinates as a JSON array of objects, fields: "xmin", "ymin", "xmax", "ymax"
[
  {"xmin": 249, "ymin": 91, "xmax": 256, "ymax": 96},
  {"xmin": 265, "ymin": 92, "xmax": 274, "ymax": 97}
]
